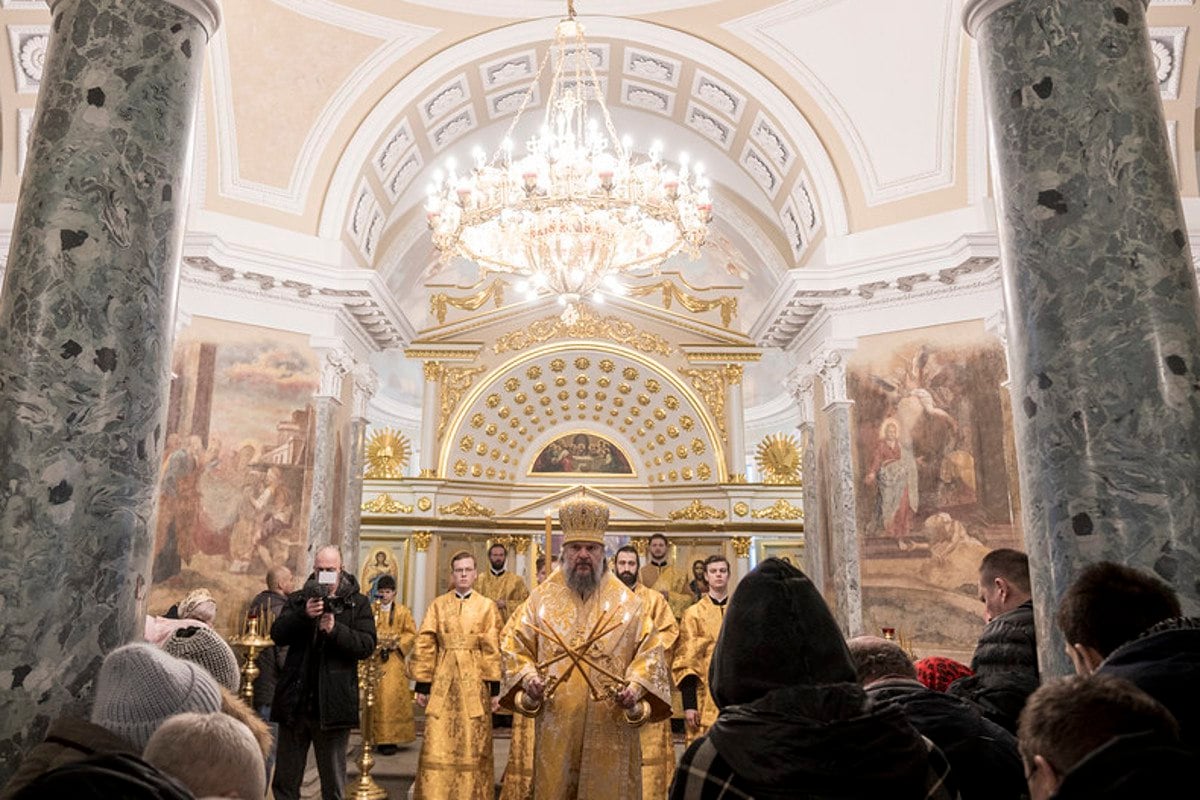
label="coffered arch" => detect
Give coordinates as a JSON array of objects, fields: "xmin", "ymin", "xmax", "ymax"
[{"xmin": 438, "ymin": 342, "xmax": 727, "ymax": 485}]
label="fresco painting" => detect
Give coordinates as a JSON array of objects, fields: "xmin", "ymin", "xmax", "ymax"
[{"xmin": 530, "ymin": 432, "xmax": 634, "ymax": 475}]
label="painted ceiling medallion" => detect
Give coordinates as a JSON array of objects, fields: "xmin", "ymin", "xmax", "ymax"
[
  {"xmin": 755, "ymin": 433, "xmax": 802, "ymax": 485},
  {"xmin": 424, "ymin": 1, "xmax": 712, "ymax": 321},
  {"xmin": 364, "ymin": 428, "xmax": 412, "ymax": 479}
]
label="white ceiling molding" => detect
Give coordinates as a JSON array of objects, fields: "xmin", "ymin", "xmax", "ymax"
[
  {"xmin": 624, "ymin": 47, "xmax": 682, "ymax": 87},
  {"xmin": 1149, "ymin": 27, "xmax": 1187, "ymax": 101},
  {"xmin": 725, "ymin": 0, "xmax": 960, "ymax": 207},
  {"xmin": 372, "ymin": 118, "xmax": 415, "ymax": 180},
  {"xmin": 419, "ymin": 73, "xmax": 470, "ymax": 126},
  {"xmin": 318, "ymin": 16, "xmax": 849, "ymax": 240},
  {"xmin": 684, "ymin": 101, "xmax": 733, "ymax": 150},
  {"xmin": 209, "ymin": 5, "xmax": 437, "ymax": 215},
  {"xmin": 6, "ymin": 24, "xmax": 46, "ymax": 93},
  {"xmin": 394, "ymin": 1, "xmax": 724, "ymax": 15}
]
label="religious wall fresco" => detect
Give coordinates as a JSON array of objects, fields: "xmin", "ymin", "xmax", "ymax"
[
  {"xmin": 847, "ymin": 320, "xmax": 1023, "ymax": 658},
  {"xmin": 147, "ymin": 320, "xmax": 320, "ymax": 633},
  {"xmin": 530, "ymin": 432, "xmax": 634, "ymax": 475}
]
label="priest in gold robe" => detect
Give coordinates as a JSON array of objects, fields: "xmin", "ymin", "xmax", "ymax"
[
  {"xmin": 476, "ymin": 541, "xmax": 529, "ymax": 623},
  {"xmin": 371, "ymin": 575, "xmax": 417, "ymax": 752},
  {"xmin": 409, "ymin": 550, "xmax": 502, "ymax": 800},
  {"xmin": 615, "ymin": 545, "xmax": 679, "ymax": 800},
  {"xmin": 499, "ymin": 597, "xmax": 535, "ymax": 800},
  {"xmin": 500, "ymin": 498, "xmax": 673, "ymax": 799},
  {"xmin": 640, "ymin": 533, "xmax": 694, "ymax": 619},
  {"xmin": 673, "ymin": 554, "xmax": 730, "ymax": 744}
]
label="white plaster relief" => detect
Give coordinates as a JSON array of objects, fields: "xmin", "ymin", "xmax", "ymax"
[
  {"xmin": 487, "ymin": 83, "xmax": 540, "ymax": 119},
  {"xmin": 385, "ymin": 151, "xmax": 423, "ymax": 203},
  {"xmin": 624, "ymin": 47, "xmax": 680, "ymax": 86},
  {"xmin": 1149, "ymin": 27, "xmax": 1186, "ymax": 100},
  {"xmin": 792, "ymin": 172, "xmax": 821, "ymax": 236},
  {"xmin": 351, "ymin": 180, "xmax": 374, "ymax": 239},
  {"xmin": 685, "ymin": 102, "xmax": 731, "ymax": 149},
  {"xmin": 557, "ymin": 44, "xmax": 609, "ymax": 72},
  {"xmin": 421, "ymin": 75, "xmax": 469, "ymax": 125},
  {"xmin": 741, "ymin": 144, "xmax": 780, "ymax": 198},
  {"xmin": 779, "ymin": 200, "xmax": 806, "ymax": 261},
  {"xmin": 693, "ymin": 71, "xmax": 744, "ymax": 122},
  {"xmin": 560, "ymin": 76, "xmax": 607, "ymax": 103},
  {"xmin": 431, "ymin": 108, "xmax": 476, "ymax": 151},
  {"xmin": 751, "ymin": 111, "xmax": 791, "ymax": 171},
  {"xmin": 363, "ymin": 207, "xmax": 386, "ymax": 261},
  {"xmin": 7, "ymin": 26, "xmax": 47, "ymax": 93},
  {"xmin": 480, "ymin": 51, "xmax": 536, "ymax": 87},
  {"xmin": 373, "ymin": 118, "xmax": 414, "ymax": 179},
  {"xmin": 622, "ymin": 80, "xmax": 673, "ymax": 115}
]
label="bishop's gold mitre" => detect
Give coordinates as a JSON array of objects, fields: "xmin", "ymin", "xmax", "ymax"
[{"xmin": 558, "ymin": 497, "xmax": 609, "ymax": 544}]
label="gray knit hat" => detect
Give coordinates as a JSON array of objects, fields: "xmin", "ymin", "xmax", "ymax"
[
  {"xmin": 90, "ymin": 643, "xmax": 222, "ymax": 750},
  {"xmin": 162, "ymin": 626, "xmax": 241, "ymax": 692}
]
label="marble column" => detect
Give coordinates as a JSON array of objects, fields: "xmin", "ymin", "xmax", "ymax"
[
  {"xmin": 817, "ymin": 351, "xmax": 863, "ymax": 637},
  {"xmin": 306, "ymin": 348, "xmax": 350, "ymax": 559},
  {"xmin": 340, "ymin": 365, "xmax": 378, "ymax": 577},
  {"xmin": 966, "ymin": 0, "xmax": 1200, "ymax": 673},
  {"xmin": 723, "ymin": 365, "xmax": 746, "ymax": 482},
  {"xmin": 0, "ymin": 0, "xmax": 221, "ymax": 774},
  {"xmin": 787, "ymin": 372, "xmax": 825, "ymax": 597},
  {"xmin": 411, "ymin": 531, "xmax": 432, "ymax": 622},
  {"xmin": 419, "ymin": 362, "xmax": 442, "ymax": 478}
]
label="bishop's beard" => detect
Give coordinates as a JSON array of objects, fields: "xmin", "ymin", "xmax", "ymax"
[{"xmin": 566, "ymin": 557, "xmax": 606, "ymax": 597}]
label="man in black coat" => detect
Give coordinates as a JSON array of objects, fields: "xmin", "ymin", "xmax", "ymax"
[
  {"xmin": 270, "ymin": 546, "xmax": 376, "ymax": 800},
  {"xmin": 848, "ymin": 635, "xmax": 1027, "ymax": 800}
]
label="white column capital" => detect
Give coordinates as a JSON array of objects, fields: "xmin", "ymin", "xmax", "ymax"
[
  {"xmin": 785, "ymin": 369, "xmax": 817, "ymax": 426},
  {"xmin": 315, "ymin": 347, "xmax": 354, "ymax": 398},
  {"xmin": 50, "ymin": 0, "xmax": 223, "ymax": 40},
  {"xmin": 351, "ymin": 365, "xmax": 380, "ymax": 418},
  {"xmin": 813, "ymin": 347, "xmax": 853, "ymax": 407}
]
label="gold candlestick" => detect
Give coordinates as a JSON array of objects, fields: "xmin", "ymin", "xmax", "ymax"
[
  {"xmin": 352, "ymin": 651, "xmax": 388, "ymax": 800},
  {"xmin": 230, "ymin": 612, "xmax": 274, "ymax": 707}
]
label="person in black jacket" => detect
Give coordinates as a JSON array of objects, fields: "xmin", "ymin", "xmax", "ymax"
[
  {"xmin": 848, "ymin": 635, "xmax": 1027, "ymax": 800},
  {"xmin": 1055, "ymin": 560, "xmax": 1200, "ymax": 755},
  {"xmin": 270, "ymin": 546, "xmax": 375, "ymax": 800},
  {"xmin": 948, "ymin": 548, "xmax": 1039, "ymax": 733}
]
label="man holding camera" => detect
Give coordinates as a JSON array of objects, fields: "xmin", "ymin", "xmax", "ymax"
[{"xmin": 270, "ymin": 546, "xmax": 376, "ymax": 800}]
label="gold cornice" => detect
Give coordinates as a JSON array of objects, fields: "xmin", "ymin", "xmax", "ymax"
[
  {"xmin": 361, "ymin": 493, "xmax": 414, "ymax": 514},
  {"xmin": 406, "ymin": 349, "xmax": 482, "ymax": 361},
  {"xmin": 683, "ymin": 351, "xmax": 763, "ymax": 363},
  {"xmin": 492, "ymin": 309, "xmax": 673, "ymax": 355},
  {"xmin": 437, "ymin": 496, "xmax": 496, "ymax": 517},
  {"xmin": 750, "ymin": 498, "xmax": 805, "ymax": 520},
  {"xmin": 668, "ymin": 499, "xmax": 727, "ymax": 521}
]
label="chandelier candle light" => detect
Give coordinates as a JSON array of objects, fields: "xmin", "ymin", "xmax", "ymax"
[{"xmin": 425, "ymin": 0, "xmax": 713, "ymax": 321}]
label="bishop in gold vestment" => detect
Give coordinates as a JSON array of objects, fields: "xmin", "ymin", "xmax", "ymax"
[
  {"xmin": 640, "ymin": 534, "xmax": 694, "ymax": 619},
  {"xmin": 372, "ymin": 575, "xmax": 417, "ymax": 747},
  {"xmin": 615, "ymin": 545, "xmax": 679, "ymax": 800},
  {"xmin": 409, "ymin": 551, "xmax": 502, "ymax": 800},
  {"xmin": 501, "ymin": 499, "xmax": 673, "ymax": 800},
  {"xmin": 673, "ymin": 556, "xmax": 731, "ymax": 744},
  {"xmin": 476, "ymin": 542, "xmax": 530, "ymax": 623}
]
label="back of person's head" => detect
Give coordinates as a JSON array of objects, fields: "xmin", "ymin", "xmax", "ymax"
[
  {"xmin": 90, "ymin": 643, "xmax": 222, "ymax": 750},
  {"xmin": 914, "ymin": 656, "xmax": 973, "ymax": 692},
  {"xmin": 709, "ymin": 557, "xmax": 856, "ymax": 707},
  {"xmin": 1056, "ymin": 561, "xmax": 1181, "ymax": 657},
  {"xmin": 980, "ymin": 549, "xmax": 1031, "ymax": 594},
  {"xmin": 9, "ymin": 752, "xmax": 195, "ymax": 800},
  {"xmin": 847, "ymin": 636, "xmax": 918, "ymax": 684},
  {"xmin": 218, "ymin": 685, "xmax": 272, "ymax": 759},
  {"xmin": 1018, "ymin": 674, "xmax": 1180, "ymax": 778},
  {"xmin": 177, "ymin": 589, "xmax": 217, "ymax": 623},
  {"xmin": 161, "ymin": 625, "xmax": 241, "ymax": 692},
  {"xmin": 144, "ymin": 713, "xmax": 265, "ymax": 800}
]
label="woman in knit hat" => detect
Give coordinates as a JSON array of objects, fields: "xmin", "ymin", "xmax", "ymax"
[{"xmin": 162, "ymin": 624, "xmax": 242, "ymax": 693}]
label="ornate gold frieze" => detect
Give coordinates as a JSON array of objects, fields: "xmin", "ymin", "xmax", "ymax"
[
  {"xmin": 730, "ymin": 536, "xmax": 752, "ymax": 558},
  {"xmin": 668, "ymin": 499, "xmax": 727, "ymax": 521},
  {"xmin": 684, "ymin": 351, "xmax": 762, "ymax": 363},
  {"xmin": 364, "ymin": 428, "xmax": 411, "ymax": 480},
  {"xmin": 627, "ymin": 280, "xmax": 739, "ymax": 328},
  {"xmin": 429, "ymin": 278, "xmax": 505, "ymax": 324},
  {"xmin": 756, "ymin": 433, "xmax": 802, "ymax": 485},
  {"xmin": 416, "ymin": 496, "xmax": 432, "ymax": 512},
  {"xmin": 733, "ymin": 501, "xmax": 750, "ymax": 517},
  {"xmin": 361, "ymin": 493, "xmax": 414, "ymax": 514},
  {"xmin": 423, "ymin": 361, "xmax": 444, "ymax": 381},
  {"xmin": 750, "ymin": 498, "xmax": 805, "ymax": 520},
  {"xmin": 492, "ymin": 309, "xmax": 672, "ymax": 355},
  {"xmin": 412, "ymin": 531, "xmax": 433, "ymax": 552},
  {"xmin": 721, "ymin": 364, "xmax": 743, "ymax": 386},
  {"xmin": 679, "ymin": 367, "xmax": 727, "ymax": 438},
  {"xmin": 437, "ymin": 365, "xmax": 488, "ymax": 440},
  {"xmin": 437, "ymin": 497, "xmax": 496, "ymax": 518}
]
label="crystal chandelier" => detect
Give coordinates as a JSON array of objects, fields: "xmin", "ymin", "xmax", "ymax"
[{"xmin": 425, "ymin": 1, "xmax": 713, "ymax": 320}]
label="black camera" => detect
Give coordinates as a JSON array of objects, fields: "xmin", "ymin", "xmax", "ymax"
[{"xmin": 302, "ymin": 580, "xmax": 348, "ymax": 615}]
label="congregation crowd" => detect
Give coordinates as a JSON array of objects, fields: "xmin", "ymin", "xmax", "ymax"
[{"xmin": 3, "ymin": 500, "xmax": 1198, "ymax": 800}]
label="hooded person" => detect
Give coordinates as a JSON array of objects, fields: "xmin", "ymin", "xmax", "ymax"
[{"xmin": 669, "ymin": 558, "xmax": 957, "ymax": 800}]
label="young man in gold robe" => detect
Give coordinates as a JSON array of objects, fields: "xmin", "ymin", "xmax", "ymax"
[
  {"xmin": 500, "ymin": 498, "xmax": 673, "ymax": 799},
  {"xmin": 371, "ymin": 575, "xmax": 417, "ymax": 753},
  {"xmin": 408, "ymin": 551, "xmax": 502, "ymax": 800},
  {"xmin": 673, "ymin": 555, "xmax": 730, "ymax": 744},
  {"xmin": 475, "ymin": 542, "xmax": 529, "ymax": 624},
  {"xmin": 639, "ymin": 533, "xmax": 694, "ymax": 619},
  {"xmin": 615, "ymin": 544, "xmax": 679, "ymax": 800}
]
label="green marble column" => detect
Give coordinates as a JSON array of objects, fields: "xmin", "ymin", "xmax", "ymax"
[{"xmin": 0, "ymin": 0, "xmax": 220, "ymax": 774}]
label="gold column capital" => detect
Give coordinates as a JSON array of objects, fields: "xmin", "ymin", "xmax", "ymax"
[
  {"xmin": 730, "ymin": 536, "xmax": 752, "ymax": 559},
  {"xmin": 412, "ymin": 531, "xmax": 433, "ymax": 552}
]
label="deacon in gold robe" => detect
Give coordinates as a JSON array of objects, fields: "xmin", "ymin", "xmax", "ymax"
[
  {"xmin": 475, "ymin": 542, "xmax": 530, "ymax": 624},
  {"xmin": 409, "ymin": 551, "xmax": 502, "ymax": 800},
  {"xmin": 499, "ymin": 597, "xmax": 535, "ymax": 800},
  {"xmin": 640, "ymin": 533, "xmax": 694, "ymax": 619},
  {"xmin": 501, "ymin": 498, "xmax": 673, "ymax": 800},
  {"xmin": 372, "ymin": 575, "xmax": 418, "ymax": 751},
  {"xmin": 673, "ymin": 554, "xmax": 730, "ymax": 744},
  {"xmin": 614, "ymin": 545, "xmax": 679, "ymax": 800}
]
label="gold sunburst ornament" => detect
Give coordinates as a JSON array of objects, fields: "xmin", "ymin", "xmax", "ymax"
[
  {"xmin": 756, "ymin": 433, "xmax": 802, "ymax": 485},
  {"xmin": 365, "ymin": 428, "xmax": 411, "ymax": 479}
]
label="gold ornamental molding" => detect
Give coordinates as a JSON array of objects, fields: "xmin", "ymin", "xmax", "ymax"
[
  {"xmin": 412, "ymin": 531, "xmax": 433, "ymax": 552},
  {"xmin": 756, "ymin": 433, "xmax": 802, "ymax": 485},
  {"xmin": 417, "ymin": 497, "xmax": 432, "ymax": 512},
  {"xmin": 364, "ymin": 428, "xmax": 411, "ymax": 480},
  {"xmin": 751, "ymin": 498, "xmax": 805, "ymax": 520},
  {"xmin": 679, "ymin": 366, "xmax": 728, "ymax": 438},
  {"xmin": 492, "ymin": 308, "xmax": 672, "ymax": 355},
  {"xmin": 668, "ymin": 499, "xmax": 727, "ymax": 521},
  {"xmin": 437, "ymin": 365, "xmax": 488, "ymax": 440},
  {"xmin": 430, "ymin": 278, "xmax": 506, "ymax": 324},
  {"xmin": 683, "ymin": 351, "xmax": 763, "ymax": 363},
  {"xmin": 730, "ymin": 536, "xmax": 752, "ymax": 558},
  {"xmin": 437, "ymin": 497, "xmax": 496, "ymax": 518},
  {"xmin": 733, "ymin": 501, "xmax": 749, "ymax": 517},
  {"xmin": 626, "ymin": 280, "xmax": 739, "ymax": 329},
  {"xmin": 361, "ymin": 493, "xmax": 414, "ymax": 514},
  {"xmin": 514, "ymin": 536, "xmax": 531, "ymax": 554}
]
